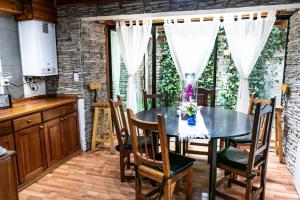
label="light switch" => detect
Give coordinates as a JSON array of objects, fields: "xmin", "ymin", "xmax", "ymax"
[{"xmin": 73, "ymin": 72, "xmax": 79, "ymax": 82}]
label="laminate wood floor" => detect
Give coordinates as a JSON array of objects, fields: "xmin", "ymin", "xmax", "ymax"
[{"xmin": 19, "ymin": 145, "xmax": 299, "ymax": 200}]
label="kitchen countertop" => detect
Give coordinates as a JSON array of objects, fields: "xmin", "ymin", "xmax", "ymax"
[{"xmin": 0, "ymin": 96, "xmax": 77, "ymax": 122}]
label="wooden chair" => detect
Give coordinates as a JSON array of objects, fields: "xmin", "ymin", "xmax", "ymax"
[
  {"xmin": 143, "ymin": 90, "xmax": 168, "ymax": 110},
  {"xmin": 229, "ymin": 93, "xmax": 260, "ymax": 148},
  {"xmin": 127, "ymin": 108, "xmax": 194, "ymax": 200},
  {"xmin": 215, "ymin": 97, "xmax": 276, "ymax": 200},
  {"xmin": 183, "ymin": 88, "xmax": 215, "ymax": 157},
  {"xmin": 109, "ymin": 95, "xmax": 134, "ymax": 182},
  {"xmin": 196, "ymin": 88, "xmax": 215, "ymax": 107}
]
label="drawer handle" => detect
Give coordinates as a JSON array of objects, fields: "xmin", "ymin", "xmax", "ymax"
[
  {"xmin": 40, "ymin": 125, "xmax": 44, "ymax": 129},
  {"xmin": 27, "ymin": 119, "xmax": 32, "ymax": 123},
  {"xmin": 60, "ymin": 118, "xmax": 64, "ymax": 121}
]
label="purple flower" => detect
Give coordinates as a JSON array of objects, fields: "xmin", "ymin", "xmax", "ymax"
[{"xmin": 184, "ymin": 83, "xmax": 193, "ymax": 102}]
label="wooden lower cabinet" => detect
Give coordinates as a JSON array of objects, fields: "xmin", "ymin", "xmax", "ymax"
[
  {"xmin": 63, "ymin": 112, "xmax": 80, "ymax": 154},
  {"xmin": 44, "ymin": 112, "xmax": 80, "ymax": 167},
  {"xmin": 0, "ymin": 151, "xmax": 19, "ymax": 200},
  {"xmin": 0, "ymin": 134, "xmax": 15, "ymax": 150},
  {"xmin": 44, "ymin": 118, "xmax": 64, "ymax": 167},
  {"xmin": 15, "ymin": 125, "xmax": 45, "ymax": 184}
]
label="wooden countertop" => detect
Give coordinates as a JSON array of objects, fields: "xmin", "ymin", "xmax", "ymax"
[{"xmin": 0, "ymin": 97, "xmax": 77, "ymax": 122}]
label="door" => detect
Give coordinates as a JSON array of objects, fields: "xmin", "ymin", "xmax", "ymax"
[
  {"xmin": 15, "ymin": 125, "xmax": 45, "ymax": 183},
  {"xmin": 63, "ymin": 112, "xmax": 80, "ymax": 155},
  {"xmin": 44, "ymin": 118, "xmax": 64, "ymax": 167}
]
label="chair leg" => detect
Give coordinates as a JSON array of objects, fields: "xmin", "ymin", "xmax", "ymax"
[
  {"xmin": 186, "ymin": 168, "xmax": 193, "ymax": 200},
  {"xmin": 183, "ymin": 140, "xmax": 186, "ymax": 156},
  {"xmin": 259, "ymin": 163, "xmax": 267, "ymax": 200},
  {"xmin": 91, "ymin": 107, "xmax": 99, "ymax": 152},
  {"xmin": 163, "ymin": 180, "xmax": 173, "ymax": 200},
  {"xmin": 120, "ymin": 153, "xmax": 126, "ymax": 182},
  {"xmin": 135, "ymin": 174, "xmax": 142, "ymax": 200},
  {"xmin": 245, "ymin": 178, "xmax": 253, "ymax": 200},
  {"xmin": 127, "ymin": 153, "xmax": 131, "ymax": 169},
  {"xmin": 227, "ymin": 173, "xmax": 232, "ymax": 188}
]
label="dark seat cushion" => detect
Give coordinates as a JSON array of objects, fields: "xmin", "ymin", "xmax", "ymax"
[
  {"xmin": 229, "ymin": 134, "xmax": 252, "ymax": 144},
  {"xmin": 115, "ymin": 136, "xmax": 150, "ymax": 151},
  {"xmin": 217, "ymin": 147, "xmax": 263, "ymax": 170},
  {"xmin": 151, "ymin": 152, "xmax": 195, "ymax": 176}
]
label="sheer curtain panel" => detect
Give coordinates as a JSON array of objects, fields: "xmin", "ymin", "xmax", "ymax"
[
  {"xmin": 224, "ymin": 11, "xmax": 276, "ymax": 113},
  {"xmin": 164, "ymin": 17, "xmax": 220, "ymax": 80},
  {"xmin": 111, "ymin": 31, "xmax": 121, "ymax": 99},
  {"xmin": 116, "ymin": 20, "xmax": 152, "ymax": 113}
]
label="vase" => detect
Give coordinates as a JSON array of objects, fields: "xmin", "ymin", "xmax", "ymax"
[
  {"xmin": 182, "ymin": 73, "xmax": 197, "ymax": 106},
  {"xmin": 187, "ymin": 115, "xmax": 196, "ymax": 126}
]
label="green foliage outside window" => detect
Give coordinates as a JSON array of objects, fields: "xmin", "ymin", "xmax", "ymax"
[{"xmin": 159, "ymin": 36, "xmax": 181, "ymax": 106}]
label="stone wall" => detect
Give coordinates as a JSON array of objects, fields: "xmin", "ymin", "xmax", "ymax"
[
  {"xmin": 283, "ymin": 10, "xmax": 300, "ymax": 174},
  {"xmin": 56, "ymin": 0, "xmax": 298, "ymax": 150}
]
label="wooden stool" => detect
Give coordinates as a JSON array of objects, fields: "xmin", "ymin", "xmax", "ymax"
[
  {"xmin": 91, "ymin": 100, "xmax": 115, "ymax": 154},
  {"xmin": 275, "ymin": 106, "xmax": 285, "ymax": 163}
]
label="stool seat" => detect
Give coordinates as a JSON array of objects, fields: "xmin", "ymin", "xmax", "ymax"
[{"xmin": 93, "ymin": 100, "xmax": 110, "ymax": 108}]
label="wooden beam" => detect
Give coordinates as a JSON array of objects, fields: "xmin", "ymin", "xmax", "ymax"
[{"xmin": 57, "ymin": 0, "xmax": 126, "ymax": 5}]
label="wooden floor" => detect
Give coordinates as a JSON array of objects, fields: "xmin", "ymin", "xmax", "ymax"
[{"xmin": 19, "ymin": 145, "xmax": 299, "ymax": 200}]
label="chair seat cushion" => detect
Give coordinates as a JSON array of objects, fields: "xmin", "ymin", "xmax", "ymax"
[
  {"xmin": 154, "ymin": 152, "xmax": 195, "ymax": 176},
  {"xmin": 115, "ymin": 136, "xmax": 150, "ymax": 151},
  {"xmin": 229, "ymin": 134, "xmax": 252, "ymax": 144},
  {"xmin": 217, "ymin": 147, "xmax": 263, "ymax": 170}
]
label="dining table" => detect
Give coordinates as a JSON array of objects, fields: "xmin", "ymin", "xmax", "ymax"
[{"xmin": 135, "ymin": 106, "xmax": 253, "ymax": 200}]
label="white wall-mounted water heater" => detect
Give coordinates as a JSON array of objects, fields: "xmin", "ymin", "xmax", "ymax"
[{"xmin": 18, "ymin": 20, "xmax": 58, "ymax": 76}]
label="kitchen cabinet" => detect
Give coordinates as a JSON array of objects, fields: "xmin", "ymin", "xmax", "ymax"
[
  {"xmin": 63, "ymin": 112, "xmax": 80, "ymax": 155},
  {"xmin": 0, "ymin": 134, "xmax": 15, "ymax": 150},
  {"xmin": 0, "ymin": 0, "xmax": 22, "ymax": 15},
  {"xmin": 0, "ymin": 96, "xmax": 80, "ymax": 189},
  {"xmin": 16, "ymin": 0, "xmax": 57, "ymax": 23},
  {"xmin": 15, "ymin": 125, "xmax": 45, "ymax": 183},
  {"xmin": 44, "ymin": 118, "xmax": 64, "ymax": 167},
  {"xmin": 0, "ymin": 151, "xmax": 19, "ymax": 200}
]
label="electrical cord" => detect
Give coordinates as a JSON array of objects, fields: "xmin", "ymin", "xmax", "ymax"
[{"xmin": 5, "ymin": 81, "xmax": 39, "ymax": 91}]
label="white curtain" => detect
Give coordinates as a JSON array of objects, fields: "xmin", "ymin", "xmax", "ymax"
[
  {"xmin": 111, "ymin": 31, "xmax": 121, "ymax": 99},
  {"xmin": 116, "ymin": 20, "xmax": 152, "ymax": 113},
  {"xmin": 224, "ymin": 11, "xmax": 276, "ymax": 113},
  {"xmin": 164, "ymin": 17, "xmax": 220, "ymax": 80}
]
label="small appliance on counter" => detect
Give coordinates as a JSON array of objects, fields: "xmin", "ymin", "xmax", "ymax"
[{"xmin": 0, "ymin": 94, "xmax": 12, "ymax": 109}]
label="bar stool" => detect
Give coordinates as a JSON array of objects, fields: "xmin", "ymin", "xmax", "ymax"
[{"xmin": 91, "ymin": 100, "xmax": 115, "ymax": 154}]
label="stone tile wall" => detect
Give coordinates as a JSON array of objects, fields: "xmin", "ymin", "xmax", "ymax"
[{"xmin": 284, "ymin": 10, "xmax": 300, "ymax": 174}]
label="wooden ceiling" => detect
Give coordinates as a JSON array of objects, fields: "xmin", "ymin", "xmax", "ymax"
[{"xmin": 56, "ymin": 0, "xmax": 124, "ymax": 5}]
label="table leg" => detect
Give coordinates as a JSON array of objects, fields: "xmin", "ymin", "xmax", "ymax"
[
  {"xmin": 209, "ymin": 138, "xmax": 217, "ymax": 200},
  {"xmin": 175, "ymin": 137, "xmax": 181, "ymax": 154}
]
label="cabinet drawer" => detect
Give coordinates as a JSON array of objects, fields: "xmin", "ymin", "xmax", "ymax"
[
  {"xmin": 0, "ymin": 121, "xmax": 13, "ymax": 137},
  {"xmin": 13, "ymin": 113, "xmax": 42, "ymax": 131},
  {"xmin": 43, "ymin": 103, "xmax": 77, "ymax": 121}
]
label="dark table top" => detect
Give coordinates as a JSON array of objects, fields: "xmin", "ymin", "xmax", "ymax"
[{"xmin": 135, "ymin": 106, "xmax": 253, "ymax": 139}]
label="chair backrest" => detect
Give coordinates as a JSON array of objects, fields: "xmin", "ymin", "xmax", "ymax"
[
  {"xmin": 127, "ymin": 108, "xmax": 171, "ymax": 177},
  {"xmin": 109, "ymin": 95, "xmax": 129, "ymax": 146},
  {"xmin": 248, "ymin": 97, "xmax": 276, "ymax": 172},
  {"xmin": 143, "ymin": 90, "xmax": 168, "ymax": 110},
  {"xmin": 197, "ymin": 88, "xmax": 215, "ymax": 107},
  {"xmin": 248, "ymin": 93, "xmax": 257, "ymax": 115}
]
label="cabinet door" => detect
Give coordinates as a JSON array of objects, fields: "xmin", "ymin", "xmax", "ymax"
[
  {"xmin": 63, "ymin": 113, "xmax": 80, "ymax": 155},
  {"xmin": 0, "ymin": 153, "xmax": 18, "ymax": 200},
  {"xmin": 15, "ymin": 125, "xmax": 45, "ymax": 183},
  {"xmin": 0, "ymin": 134, "xmax": 15, "ymax": 150},
  {"xmin": 44, "ymin": 118, "xmax": 64, "ymax": 167}
]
